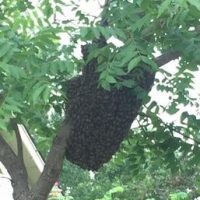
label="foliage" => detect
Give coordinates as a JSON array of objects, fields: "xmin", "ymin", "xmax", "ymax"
[
  {"xmin": 169, "ymin": 192, "xmax": 188, "ymax": 200},
  {"xmin": 57, "ymin": 132, "xmax": 200, "ymax": 200},
  {"xmin": 0, "ymin": 0, "xmax": 77, "ymax": 149},
  {"xmin": 0, "ymin": 0, "xmax": 200, "ymax": 199}
]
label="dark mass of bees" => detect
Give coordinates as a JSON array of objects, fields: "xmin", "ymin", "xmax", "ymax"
[{"xmin": 65, "ymin": 44, "xmax": 155, "ymax": 171}]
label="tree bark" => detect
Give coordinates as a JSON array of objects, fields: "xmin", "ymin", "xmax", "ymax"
[
  {"xmin": 29, "ymin": 119, "xmax": 71, "ymax": 200},
  {"xmin": 0, "ymin": 117, "xmax": 71, "ymax": 200},
  {"xmin": 0, "ymin": 134, "xmax": 30, "ymax": 199},
  {"xmin": 155, "ymin": 51, "xmax": 180, "ymax": 67}
]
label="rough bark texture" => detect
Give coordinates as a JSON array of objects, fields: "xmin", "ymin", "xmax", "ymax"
[
  {"xmin": 29, "ymin": 120, "xmax": 71, "ymax": 200},
  {"xmin": 0, "ymin": 134, "xmax": 30, "ymax": 199},
  {"xmin": 0, "ymin": 119, "xmax": 71, "ymax": 200}
]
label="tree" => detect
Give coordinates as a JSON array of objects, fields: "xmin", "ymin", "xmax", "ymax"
[
  {"xmin": 0, "ymin": 0, "xmax": 200, "ymax": 199},
  {"xmin": 59, "ymin": 142, "xmax": 200, "ymax": 200}
]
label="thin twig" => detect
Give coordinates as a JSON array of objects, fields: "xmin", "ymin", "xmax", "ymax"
[{"xmin": 138, "ymin": 112, "xmax": 200, "ymax": 145}]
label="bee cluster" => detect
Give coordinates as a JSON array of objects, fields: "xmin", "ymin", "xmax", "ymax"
[{"xmin": 65, "ymin": 45, "xmax": 154, "ymax": 171}]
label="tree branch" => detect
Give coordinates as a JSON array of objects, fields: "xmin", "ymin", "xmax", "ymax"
[
  {"xmin": 155, "ymin": 51, "xmax": 181, "ymax": 67},
  {"xmin": 30, "ymin": 118, "xmax": 71, "ymax": 200},
  {"xmin": 0, "ymin": 133, "xmax": 30, "ymax": 199}
]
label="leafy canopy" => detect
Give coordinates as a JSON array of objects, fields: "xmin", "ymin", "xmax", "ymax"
[{"xmin": 0, "ymin": 0, "xmax": 200, "ymax": 196}]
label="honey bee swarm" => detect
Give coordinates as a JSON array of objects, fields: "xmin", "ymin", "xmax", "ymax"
[{"xmin": 65, "ymin": 54, "xmax": 154, "ymax": 170}]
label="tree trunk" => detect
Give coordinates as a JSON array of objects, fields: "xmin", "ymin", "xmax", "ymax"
[
  {"xmin": 13, "ymin": 191, "xmax": 31, "ymax": 200},
  {"xmin": 0, "ymin": 119, "xmax": 71, "ymax": 200}
]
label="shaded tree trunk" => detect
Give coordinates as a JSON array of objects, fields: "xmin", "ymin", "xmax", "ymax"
[{"xmin": 0, "ymin": 119, "xmax": 71, "ymax": 200}]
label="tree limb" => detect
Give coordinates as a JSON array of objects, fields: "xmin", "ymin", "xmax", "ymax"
[
  {"xmin": 0, "ymin": 133, "xmax": 30, "ymax": 199},
  {"xmin": 155, "ymin": 51, "xmax": 181, "ymax": 67},
  {"xmin": 30, "ymin": 118, "xmax": 71, "ymax": 200}
]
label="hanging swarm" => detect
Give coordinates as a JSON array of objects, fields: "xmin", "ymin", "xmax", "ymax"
[{"xmin": 65, "ymin": 46, "xmax": 155, "ymax": 171}]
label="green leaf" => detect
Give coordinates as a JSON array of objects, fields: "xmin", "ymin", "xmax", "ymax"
[
  {"xmin": 43, "ymin": 0, "xmax": 53, "ymax": 18},
  {"xmin": 141, "ymin": 56, "xmax": 158, "ymax": 70},
  {"xmin": 99, "ymin": 70, "xmax": 108, "ymax": 80},
  {"xmin": 55, "ymin": 5, "xmax": 64, "ymax": 15},
  {"xmin": 169, "ymin": 192, "xmax": 188, "ymax": 200},
  {"xmin": 32, "ymin": 83, "xmax": 47, "ymax": 104},
  {"xmin": 97, "ymin": 55, "xmax": 104, "ymax": 64},
  {"xmin": 3, "ymin": 97, "xmax": 23, "ymax": 114},
  {"xmin": 101, "ymin": 81, "xmax": 111, "ymax": 91},
  {"xmin": 0, "ymin": 121, "xmax": 8, "ymax": 131},
  {"xmin": 108, "ymin": 186, "xmax": 124, "ymax": 194},
  {"xmin": 0, "ymin": 62, "xmax": 25, "ymax": 79},
  {"xmin": 106, "ymin": 75, "xmax": 117, "ymax": 83},
  {"xmin": 86, "ymin": 48, "xmax": 101, "ymax": 63},
  {"xmin": 49, "ymin": 62, "xmax": 58, "ymax": 74},
  {"xmin": 114, "ymin": 28, "xmax": 127, "ymax": 40},
  {"xmin": 116, "ymin": 44, "xmax": 137, "ymax": 66},
  {"xmin": 43, "ymin": 86, "xmax": 51, "ymax": 103},
  {"xmin": 92, "ymin": 27, "xmax": 101, "ymax": 39},
  {"xmin": 128, "ymin": 57, "xmax": 141, "ymax": 72},
  {"xmin": 2, "ymin": 47, "xmax": 17, "ymax": 63},
  {"xmin": 58, "ymin": 61, "xmax": 66, "ymax": 73},
  {"xmin": 66, "ymin": 61, "xmax": 74, "ymax": 74},
  {"xmin": 80, "ymin": 27, "xmax": 89, "ymax": 39},
  {"xmin": 121, "ymin": 79, "xmax": 135, "ymax": 88},
  {"xmin": 0, "ymin": 43, "xmax": 11, "ymax": 58},
  {"xmin": 120, "ymin": 51, "xmax": 138, "ymax": 66},
  {"xmin": 188, "ymin": 0, "xmax": 200, "ymax": 11},
  {"xmin": 131, "ymin": 14, "xmax": 151, "ymax": 31},
  {"xmin": 112, "ymin": 67, "xmax": 126, "ymax": 76},
  {"xmin": 4, "ymin": 104, "xmax": 22, "ymax": 113},
  {"xmin": 158, "ymin": 0, "xmax": 171, "ymax": 17},
  {"xmin": 99, "ymin": 27, "xmax": 110, "ymax": 39},
  {"xmin": 167, "ymin": 103, "xmax": 179, "ymax": 114}
]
